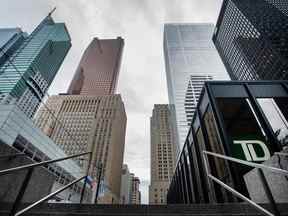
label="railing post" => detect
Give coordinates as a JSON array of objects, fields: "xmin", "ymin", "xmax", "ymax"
[
  {"xmin": 10, "ymin": 168, "xmax": 34, "ymax": 216},
  {"xmin": 257, "ymin": 168, "xmax": 280, "ymax": 216},
  {"xmin": 202, "ymin": 152, "xmax": 214, "ymax": 197},
  {"xmin": 80, "ymin": 153, "xmax": 92, "ymax": 203},
  {"xmin": 94, "ymin": 163, "xmax": 103, "ymax": 204},
  {"xmin": 80, "ymin": 176, "xmax": 87, "ymax": 204}
]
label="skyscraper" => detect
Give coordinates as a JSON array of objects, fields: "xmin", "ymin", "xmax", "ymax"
[
  {"xmin": 0, "ymin": 13, "xmax": 71, "ymax": 118},
  {"xmin": 0, "ymin": 28, "xmax": 26, "ymax": 66},
  {"xmin": 213, "ymin": 0, "xmax": 288, "ymax": 80},
  {"xmin": 149, "ymin": 104, "xmax": 177, "ymax": 204},
  {"xmin": 120, "ymin": 164, "xmax": 132, "ymax": 204},
  {"xmin": 131, "ymin": 175, "xmax": 141, "ymax": 204},
  {"xmin": 120, "ymin": 164, "xmax": 141, "ymax": 204},
  {"xmin": 164, "ymin": 23, "xmax": 228, "ymax": 148},
  {"xmin": 67, "ymin": 37, "xmax": 124, "ymax": 95},
  {"xmin": 35, "ymin": 32, "xmax": 126, "ymax": 204},
  {"xmin": 35, "ymin": 94, "xmax": 127, "ymax": 204}
]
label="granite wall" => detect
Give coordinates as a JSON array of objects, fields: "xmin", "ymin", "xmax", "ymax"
[{"xmin": 244, "ymin": 147, "xmax": 288, "ymax": 203}]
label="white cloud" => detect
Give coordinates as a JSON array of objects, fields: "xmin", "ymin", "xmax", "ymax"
[{"xmin": 1, "ymin": 0, "xmax": 223, "ymax": 204}]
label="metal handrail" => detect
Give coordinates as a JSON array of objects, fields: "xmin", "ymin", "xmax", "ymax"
[
  {"xmin": 207, "ymin": 174, "xmax": 274, "ymax": 216},
  {"xmin": 15, "ymin": 175, "xmax": 86, "ymax": 216},
  {"xmin": 0, "ymin": 151, "xmax": 92, "ymax": 176},
  {"xmin": 275, "ymin": 152, "xmax": 288, "ymax": 157},
  {"xmin": 202, "ymin": 150, "xmax": 286, "ymax": 216},
  {"xmin": 0, "ymin": 151, "xmax": 92, "ymax": 216},
  {"xmin": 203, "ymin": 150, "xmax": 288, "ymax": 176},
  {"xmin": 0, "ymin": 153, "xmax": 25, "ymax": 160}
]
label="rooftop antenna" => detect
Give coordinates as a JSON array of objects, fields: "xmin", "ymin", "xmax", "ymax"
[
  {"xmin": 48, "ymin": 7, "xmax": 56, "ymax": 16},
  {"xmin": 30, "ymin": 7, "xmax": 56, "ymax": 35}
]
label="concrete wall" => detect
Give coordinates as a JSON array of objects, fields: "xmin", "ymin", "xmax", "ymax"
[
  {"xmin": 244, "ymin": 147, "xmax": 288, "ymax": 203},
  {"xmin": 0, "ymin": 143, "xmax": 56, "ymax": 203},
  {"xmin": 149, "ymin": 182, "xmax": 170, "ymax": 204}
]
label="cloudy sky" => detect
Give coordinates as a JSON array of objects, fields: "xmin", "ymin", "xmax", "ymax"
[{"xmin": 2, "ymin": 0, "xmax": 223, "ymax": 203}]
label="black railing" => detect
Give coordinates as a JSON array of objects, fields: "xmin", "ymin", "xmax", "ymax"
[{"xmin": 0, "ymin": 151, "xmax": 92, "ymax": 216}]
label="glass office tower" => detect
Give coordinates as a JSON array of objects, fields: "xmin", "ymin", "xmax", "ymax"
[
  {"xmin": 0, "ymin": 28, "xmax": 26, "ymax": 66},
  {"xmin": 164, "ymin": 23, "xmax": 229, "ymax": 149},
  {"xmin": 0, "ymin": 14, "xmax": 71, "ymax": 118},
  {"xmin": 213, "ymin": 0, "xmax": 288, "ymax": 80}
]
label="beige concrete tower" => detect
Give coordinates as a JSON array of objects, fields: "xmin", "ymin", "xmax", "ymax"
[
  {"xmin": 149, "ymin": 104, "xmax": 177, "ymax": 204},
  {"xmin": 35, "ymin": 94, "xmax": 126, "ymax": 204}
]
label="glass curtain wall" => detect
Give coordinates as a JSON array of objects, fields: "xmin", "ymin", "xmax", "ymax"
[{"xmin": 167, "ymin": 81, "xmax": 288, "ymax": 204}]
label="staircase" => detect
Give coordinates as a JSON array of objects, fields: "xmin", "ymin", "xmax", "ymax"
[
  {"xmin": 1, "ymin": 151, "xmax": 288, "ymax": 216},
  {"xmin": 1, "ymin": 203, "xmax": 288, "ymax": 216}
]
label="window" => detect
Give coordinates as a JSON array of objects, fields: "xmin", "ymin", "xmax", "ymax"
[
  {"xmin": 217, "ymin": 97, "xmax": 272, "ymax": 171},
  {"xmin": 203, "ymin": 105, "xmax": 227, "ymax": 178},
  {"xmin": 49, "ymin": 42, "xmax": 53, "ymax": 55},
  {"xmin": 257, "ymin": 98, "xmax": 288, "ymax": 146}
]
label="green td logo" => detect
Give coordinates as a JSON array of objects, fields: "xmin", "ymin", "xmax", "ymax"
[{"xmin": 233, "ymin": 140, "xmax": 271, "ymax": 162}]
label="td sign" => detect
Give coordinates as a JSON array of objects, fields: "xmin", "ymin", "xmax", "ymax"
[{"xmin": 232, "ymin": 139, "xmax": 271, "ymax": 162}]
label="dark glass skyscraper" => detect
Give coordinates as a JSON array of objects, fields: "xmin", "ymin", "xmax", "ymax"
[
  {"xmin": 0, "ymin": 14, "xmax": 71, "ymax": 118},
  {"xmin": 67, "ymin": 37, "xmax": 124, "ymax": 95},
  {"xmin": 213, "ymin": 0, "xmax": 288, "ymax": 80}
]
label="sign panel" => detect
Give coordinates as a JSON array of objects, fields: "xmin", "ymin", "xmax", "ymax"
[{"xmin": 233, "ymin": 140, "xmax": 271, "ymax": 162}]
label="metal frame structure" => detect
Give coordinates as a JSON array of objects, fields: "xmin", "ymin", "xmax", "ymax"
[
  {"xmin": 0, "ymin": 151, "xmax": 92, "ymax": 216},
  {"xmin": 167, "ymin": 81, "xmax": 288, "ymax": 207},
  {"xmin": 202, "ymin": 150, "xmax": 288, "ymax": 216}
]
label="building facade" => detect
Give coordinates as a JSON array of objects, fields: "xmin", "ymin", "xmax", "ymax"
[
  {"xmin": 0, "ymin": 104, "xmax": 91, "ymax": 203},
  {"xmin": 164, "ymin": 23, "xmax": 229, "ymax": 149},
  {"xmin": 67, "ymin": 37, "xmax": 124, "ymax": 95},
  {"xmin": 0, "ymin": 28, "xmax": 26, "ymax": 66},
  {"xmin": 0, "ymin": 14, "xmax": 71, "ymax": 118},
  {"xmin": 131, "ymin": 175, "xmax": 141, "ymax": 204},
  {"xmin": 149, "ymin": 105, "xmax": 177, "ymax": 204},
  {"xmin": 167, "ymin": 81, "xmax": 288, "ymax": 204},
  {"xmin": 213, "ymin": 0, "xmax": 288, "ymax": 80},
  {"xmin": 120, "ymin": 164, "xmax": 142, "ymax": 204},
  {"xmin": 35, "ymin": 94, "xmax": 127, "ymax": 203},
  {"xmin": 120, "ymin": 164, "xmax": 132, "ymax": 204}
]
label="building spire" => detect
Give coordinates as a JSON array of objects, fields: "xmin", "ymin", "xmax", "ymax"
[
  {"xmin": 30, "ymin": 7, "xmax": 56, "ymax": 36},
  {"xmin": 48, "ymin": 7, "xmax": 56, "ymax": 17}
]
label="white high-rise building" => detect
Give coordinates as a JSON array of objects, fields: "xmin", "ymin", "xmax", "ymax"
[
  {"xmin": 120, "ymin": 164, "xmax": 132, "ymax": 204},
  {"xmin": 120, "ymin": 164, "xmax": 141, "ymax": 204},
  {"xmin": 164, "ymin": 23, "xmax": 229, "ymax": 149}
]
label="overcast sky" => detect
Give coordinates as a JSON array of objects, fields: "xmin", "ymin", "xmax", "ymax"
[{"xmin": 2, "ymin": 0, "xmax": 224, "ymax": 204}]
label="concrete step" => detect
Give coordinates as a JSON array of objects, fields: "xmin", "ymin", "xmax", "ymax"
[{"xmin": 0, "ymin": 203, "xmax": 287, "ymax": 216}]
